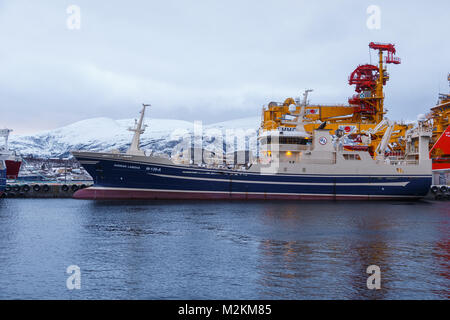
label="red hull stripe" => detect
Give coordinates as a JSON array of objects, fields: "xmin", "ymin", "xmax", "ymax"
[{"xmin": 73, "ymin": 187, "xmax": 422, "ymax": 201}]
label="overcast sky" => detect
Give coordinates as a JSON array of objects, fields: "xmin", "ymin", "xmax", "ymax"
[{"xmin": 0, "ymin": 0, "xmax": 449, "ymax": 134}]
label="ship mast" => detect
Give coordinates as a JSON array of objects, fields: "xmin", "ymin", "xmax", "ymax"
[
  {"xmin": 126, "ymin": 104, "xmax": 149, "ymax": 156},
  {"xmin": 369, "ymin": 42, "xmax": 401, "ymax": 123},
  {"xmin": 296, "ymin": 89, "xmax": 313, "ymax": 132}
]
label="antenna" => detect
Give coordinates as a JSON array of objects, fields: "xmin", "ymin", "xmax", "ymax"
[{"xmin": 302, "ymin": 89, "xmax": 313, "ymax": 106}]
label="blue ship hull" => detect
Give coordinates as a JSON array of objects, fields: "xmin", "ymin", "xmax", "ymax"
[
  {"xmin": 0, "ymin": 167, "xmax": 6, "ymax": 197},
  {"xmin": 73, "ymin": 153, "xmax": 432, "ymax": 200}
]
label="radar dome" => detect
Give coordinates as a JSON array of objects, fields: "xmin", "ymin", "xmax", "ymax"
[{"xmin": 417, "ymin": 114, "xmax": 426, "ymax": 122}]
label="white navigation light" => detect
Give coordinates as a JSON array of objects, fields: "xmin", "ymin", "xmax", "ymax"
[{"xmin": 288, "ymin": 104, "xmax": 296, "ymax": 112}]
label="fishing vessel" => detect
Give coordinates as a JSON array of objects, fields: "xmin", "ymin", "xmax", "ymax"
[
  {"xmin": 71, "ymin": 42, "xmax": 435, "ymax": 200},
  {"xmin": 0, "ymin": 129, "xmax": 22, "ymax": 180},
  {"xmin": 72, "ymin": 101, "xmax": 432, "ymax": 200},
  {"xmin": 0, "ymin": 160, "xmax": 6, "ymax": 197}
]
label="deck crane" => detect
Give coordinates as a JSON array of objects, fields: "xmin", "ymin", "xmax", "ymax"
[
  {"xmin": 364, "ymin": 118, "xmax": 395, "ymax": 159},
  {"xmin": 260, "ymin": 42, "xmax": 409, "ymax": 159}
]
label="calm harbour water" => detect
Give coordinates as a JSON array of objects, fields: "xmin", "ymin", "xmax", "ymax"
[{"xmin": 0, "ymin": 198, "xmax": 448, "ymax": 300}]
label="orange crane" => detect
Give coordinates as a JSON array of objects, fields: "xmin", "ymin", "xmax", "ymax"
[{"xmin": 261, "ymin": 42, "xmax": 409, "ymax": 157}]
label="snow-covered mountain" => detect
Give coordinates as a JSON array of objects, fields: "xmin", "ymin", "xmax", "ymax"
[{"xmin": 9, "ymin": 116, "xmax": 261, "ymax": 158}]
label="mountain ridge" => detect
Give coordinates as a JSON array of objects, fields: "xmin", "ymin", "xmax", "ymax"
[{"xmin": 8, "ymin": 116, "xmax": 261, "ymax": 158}]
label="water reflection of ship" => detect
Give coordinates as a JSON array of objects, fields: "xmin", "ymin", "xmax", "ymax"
[
  {"xmin": 256, "ymin": 204, "xmax": 391, "ymax": 299},
  {"xmin": 434, "ymin": 204, "xmax": 450, "ymax": 299}
]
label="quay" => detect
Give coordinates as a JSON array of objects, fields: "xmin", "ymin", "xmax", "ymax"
[{"xmin": 1, "ymin": 181, "xmax": 93, "ymax": 198}]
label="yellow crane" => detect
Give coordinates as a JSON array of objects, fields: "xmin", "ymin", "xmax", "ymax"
[{"xmin": 260, "ymin": 42, "xmax": 409, "ymax": 157}]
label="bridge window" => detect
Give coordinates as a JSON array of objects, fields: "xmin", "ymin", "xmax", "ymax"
[
  {"xmin": 343, "ymin": 154, "xmax": 361, "ymax": 160},
  {"xmin": 261, "ymin": 137, "xmax": 310, "ymax": 145}
]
